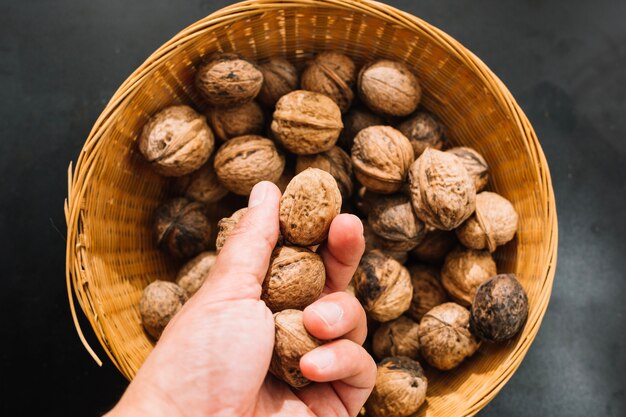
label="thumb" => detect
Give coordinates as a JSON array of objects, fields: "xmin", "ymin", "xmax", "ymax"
[{"xmin": 197, "ymin": 181, "xmax": 281, "ymax": 303}]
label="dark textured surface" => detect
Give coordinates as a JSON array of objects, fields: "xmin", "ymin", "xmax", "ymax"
[{"xmin": 0, "ymin": 0, "xmax": 624, "ymax": 415}]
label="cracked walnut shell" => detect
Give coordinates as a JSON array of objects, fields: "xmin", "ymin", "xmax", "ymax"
[
  {"xmin": 154, "ymin": 198, "xmax": 212, "ymax": 259},
  {"xmin": 372, "ymin": 316, "xmax": 420, "ymax": 360},
  {"xmin": 441, "ymin": 247, "xmax": 497, "ymax": 307},
  {"xmin": 206, "ymin": 101, "xmax": 265, "ymax": 142},
  {"xmin": 407, "ymin": 264, "xmax": 448, "ymax": 321},
  {"xmin": 176, "ymin": 251, "xmax": 216, "ymax": 297},
  {"xmin": 295, "ymin": 146, "xmax": 353, "ymax": 200},
  {"xmin": 140, "ymin": 280, "xmax": 188, "ymax": 340},
  {"xmin": 257, "ymin": 58, "xmax": 299, "ymax": 107},
  {"xmin": 447, "ymin": 147, "xmax": 490, "ymax": 192},
  {"xmin": 368, "ymin": 193, "xmax": 426, "ymax": 252},
  {"xmin": 301, "ymin": 51, "xmax": 356, "ymax": 112}
]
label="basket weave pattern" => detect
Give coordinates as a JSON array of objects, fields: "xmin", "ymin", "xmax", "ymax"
[{"xmin": 65, "ymin": 1, "xmax": 558, "ymax": 415}]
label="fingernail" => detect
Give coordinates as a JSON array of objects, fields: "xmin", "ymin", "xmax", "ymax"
[
  {"xmin": 248, "ymin": 182, "xmax": 269, "ymax": 208},
  {"xmin": 311, "ymin": 302, "xmax": 344, "ymax": 327},
  {"xmin": 308, "ymin": 348, "xmax": 335, "ymax": 371}
]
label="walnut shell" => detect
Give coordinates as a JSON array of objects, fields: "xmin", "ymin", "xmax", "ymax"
[
  {"xmin": 408, "ymin": 148, "xmax": 476, "ymax": 230},
  {"xmin": 262, "ymin": 246, "xmax": 326, "ymax": 312},
  {"xmin": 407, "ymin": 264, "xmax": 448, "ymax": 321},
  {"xmin": 257, "ymin": 58, "xmax": 299, "ymax": 107},
  {"xmin": 138, "ymin": 105, "xmax": 215, "ymax": 177},
  {"xmin": 365, "ymin": 357, "xmax": 427, "ymax": 417},
  {"xmin": 368, "ymin": 193, "xmax": 426, "ymax": 252},
  {"xmin": 139, "ymin": 280, "xmax": 188, "ymax": 340},
  {"xmin": 206, "ymin": 101, "xmax": 265, "ymax": 142},
  {"xmin": 154, "ymin": 198, "xmax": 212, "ymax": 258},
  {"xmin": 270, "ymin": 309, "xmax": 325, "ymax": 388},
  {"xmin": 301, "ymin": 51, "xmax": 356, "ymax": 112},
  {"xmin": 338, "ymin": 106, "xmax": 385, "ymax": 152},
  {"xmin": 271, "ymin": 90, "xmax": 343, "ymax": 155},
  {"xmin": 295, "ymin": 146, "xmax": 353, "ymax": 200},
  {"xmin": 353, "ymin": 250, "xmax": 413, "ymax": 322},
  {"xmin": 441, "ymin": 247, "xmax": 497, "ymax": 307},
  {"xmin": 456, "ymin": 191, "xmax": 519, "ymax": 252},
  {"xmin": 397, "ymin": 111, "xmax": 447, "ymax": 157},
  {"xmin": 351, "ymin": 126, "xmax": 414, "ymax": 194},
  {"xmin": 418, "ymin": 302, "xmax": 480, "ymax": 370},
  {"xmin": 176, "ymin": 251, "xmax": 216, "ymax": 297},
  {"xmin": 358, "ymin": 60, "xmax": 421, "ymax": 117},
  {"xmin": 363, "ymin": 223, "xmax": 409, "ymax": 264},
  {"xmin": 279, "ymin": 168, "xmax": 342, "ymax": 246},
  {"xmin": 174, "ymin": 159, "xmax": 228, "ymax": 204},
  {"xmin": 213, "ymin": 135, "xmax": 285, "ymax": 196},
  {"xmin": 353, "ymin": 186, "xmax": 383, "ymax": 217},
  {"xmin": 447, "ymin": 147, "xmax": 489, "ymax": 192},
  {"xmin": 215, "ymin": 207, "xmax": 248, "ymax": 253},
  {"xmin": 411, "ymin": 229, "xmax": 458, "ymax": 264},
  {"xmin": 372, "ymin": 316, "xmax": 421, "ymax": 360},
  {"xmin": 195, "ymin": 53, "xmax": 263, "ymax": 107},
  {"xmin": 470, "ymin": 274, "xmax": 529, "ymax": 342}
]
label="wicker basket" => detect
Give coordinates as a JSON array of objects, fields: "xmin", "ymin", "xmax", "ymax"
[{"xmin": 65, "ymin": 0, "xmax": 557, "ymax": 415}]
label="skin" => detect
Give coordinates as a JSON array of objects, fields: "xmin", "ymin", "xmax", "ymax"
[{"xmin": 107, "ymin": 181, "xmax": 375, "ymax": 417}]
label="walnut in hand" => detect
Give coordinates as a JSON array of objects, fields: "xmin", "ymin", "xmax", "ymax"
[{"xmin": 140, "ymin": 280, "xmax": 188, "ymax": 340}]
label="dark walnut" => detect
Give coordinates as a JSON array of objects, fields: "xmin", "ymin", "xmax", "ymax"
[
  {"xmin": 418, "ymin": 302, "xmax": 480, "ymax": 370},
  {"xmin": 139, "ymin": 280, "xmax": 188, "ymax": 340},
  {"xmin": 353, "ymin": 250, "xmax": 413, "ymax": 322},
  {"xmin": 368, "ymin": 193, "xmax": 426, "ymax": 252},
  {"xmin": 301, "ymin": 51, "xmax": 356, "ymax": 112},
  {"xmin": 397, "ymin": 110, "xmax": 447, "ymax": 157},
  {"xmin": 174, "ymin": 159, "xmax": 228, "ymax": 204},
  {"xmin": 372, "ymin": 316, "xmax": 420, "ymax": 360},
  {"xmin": 215, "ymin": 208, "xmax": 248, "ymax": 253},
  {"xmin": 270, "ymin": 309, "xmax": 325, "ymax": 388},
  {"xmin": 206, "ymin": 101, "xmax": 265, "ymax": 142},
  {"xmin": 471, "ymin": 273, "xmax": 529, "ymax": 342},
  {"xmin": 176, "ymin": 251, "xmax": 216, "ymax": 297},
  {"xmin": 456, "ymin": 191, "xmax": 519, "ymax": 252},
  {"xmin": 279, "ymin": 168, "xmax": 342, "ymax": 246},
  {"xmin": 271, "ymin": 90, "xmax": 343, "ymax": 155},
  {"xmin": 154, "ymin": 198, "xmax": 212, "ymax": 258},
  {"xmin": 338, "ymin": 105, "xmax": 384, "ymax": 152},
  {"xmin": 262, "ymin": 246, "xmax": 326, "ymax": 312},
  {"xmin": 408, "ymin": 148, "xmax": 476, "ymax": 230},
  {"xmin": 195, "ymin": 53, "xmax": 263, "ymax": 107},
  {"xmin": 441, "ymin": 247, "xmax": 497, "ymax": 307},
  {"xmin": 447, "ymin": 147, "xmax": 489, "ymax": 192},
  {"xmin": 213, "ymin": 135, "xmax": 285, "ymax": 196},
  {"xmin": 365, "ymin": 357, "xmax": 427, "ymax": 417},
  {"xmin": 257, "ymin": 58, "xmax": 299, "ymax": 107},
  {"xmin": 138, "ymin": 105, "xmax": 215, "ymax": 177},
  {"xmin": 363, "ymin": 223, "xmax": 409, "ymax": 265},
  {"xmin": 358, "ymin": 59, "xmax": 422, "ymax": 117},
  {"xmin": 354, "ymin": 186, "xmax": 383, "ymax": 217},
  {"xmin": 407, "ymin": 264, "xmax": 448, "ymax": 321},
  {"xmin": 295, "ymin": 146, "xmax": 353, "ymax": 200},
  {"xmin": 351, "ymin": 126, "xmax": 414, "ymax": 194},
  {"xmin": 411, "ymin": 229, "xmax": 458, "ymax": 264}
]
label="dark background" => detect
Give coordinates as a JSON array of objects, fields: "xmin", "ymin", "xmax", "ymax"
[{"xmin": 1, "ymin": 0, "xmax": 624, "ymax": 415}]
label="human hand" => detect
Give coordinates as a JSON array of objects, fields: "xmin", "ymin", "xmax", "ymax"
[{"xmin": 107, "ymin": 181, "xmax": 376, "ymax": 417}]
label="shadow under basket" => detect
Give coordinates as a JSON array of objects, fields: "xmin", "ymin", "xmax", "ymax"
[{"xmin": 65, "ymin": 1, "xmax": 558, "ymax": 416}]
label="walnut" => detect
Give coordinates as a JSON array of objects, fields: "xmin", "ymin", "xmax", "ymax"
[
  {"xmin": 358, "ymin": 60, "xmax": 421, "ymax": 117},
  {"xmin": 411, "ymin": 229, "xmax": 457, "ymax": 264},
  {"xmin": 372, "ymin": 316, "xmax": 420, "ymax": 360},
  {"xmin": 174, "ymin": 158, "xmax": 228, "ymax": 204},
  {"xmin": 338, "ymin": 106, "xmax": 385, "ymax": 152},
  {"xmin": 353, "ymin": 186, "xmax": 382, "ymax": 217},
  {"xmin": 138, "ymin": 105, "xmax": 215, "ymax": 177},
  {"xmin": 368, "ymin": 193, "xmax": 426, "ymax": 252},
  {"xmin": 215, "ymin": 208, "xmax": 248, "ymax": 253},
  {"xmin": 471, "ymin": 274, "xmax": 529, "ymax": 342},
  {"xmin": 418, "ymin": 302, "xmax": 480, "ymax": 370},
  {"xmin": 139, "ymin": 280, "xmax": 188, "ymax": 340},
  {"xmin": 441, "ymin": 247, "xmax": 497, "ymax": 307},
  {"xmin": 351, "ymin": 126, "xmax": 414, "ymax": 194},
  {"xmin": 279, "ymin": 168, "xmax": 342, "ymax": 246},
  {"xmin": 456, "ymin": 191, "xmax": 519, "ymax": 252},
  {"xmin": 397, "ymin": 110, "xmax": 447, "ymax": 157},
  {"xmin": 295, "ymin": 146, "xmax": 353, "ymax": 199},
  {"xmin": 270, "ymin": 309, "xmax": 325, "ymax": 388},
  {"xmin": 301, "ymin": 51, "xmax": 356, "ymax": 112},
  {"xmin": 363, "ymin": 224, "xmax": 409, "ymax": 264},
  {"xmin": 176, "ymin": 251, "xmax": 216, "ymax": 297},
  {"xmin": 447, "ymin": 147, "xmax": 489, "ymax": 192},
  {"xmin": 407, "ymin": 264, "xmax": 448, "ymax": 321},
  {"xmin": 271, "ymin": 90, "xmax": 343, "ymax": 155},
  {"xmin": 365, "ymin": 357, "xmax": 427, "ymax": 417},
  {"xmin": 408, "ymin": 148, "xmax": 476, "ymax": 230},
  {"xmin": 195, "ymin": 53, "xmax": 263, "ymax": 107},
  {"xmin": 257, "ymin": 58, "xmax": 299, "ymax": 107},
  {"xmin": 154, "ymin": 198, "xmax": 212, "ymax": 258},
  {"xmin": 206, "ymin": 101, "xmax": 265, "ymax": 142},
  {"xmin": 262, "ymin": 246, "xmax": 326, "ymax": 312},
  {"xmin": 213, "ymin": 135, "xmax": 285, "ymax": 195},
  {"xmin": 353, "ymin": 250, "xmax": 413, "ymax": 322}
]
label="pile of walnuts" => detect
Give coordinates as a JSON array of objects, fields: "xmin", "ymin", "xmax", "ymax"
[{"xmin": 136, "ymin": 51, "xmax": 529, "ymax": 416}]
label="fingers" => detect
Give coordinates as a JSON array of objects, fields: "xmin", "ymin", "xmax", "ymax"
[
  {"xmin": 303, "ymin": 292, "xmax": 367, "ymax": 345},
  {"xmin": 318, "ymin": 214, "xmax": 365, "ymax": 294},
  {"xmin": 198, "ymin": 182, "xmax": 281, "ymax": 302}
]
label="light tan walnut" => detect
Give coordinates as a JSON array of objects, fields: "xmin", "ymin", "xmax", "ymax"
[
  {"xmin": 206, "ymin": 101, "xmax": 265, "ymax": 142},
  {"xmin": 257, "ymin": 58, "xmax": 299, "ymax": 107},
  {"xmin": 368, "ymin": 193, "xmax": 426, "ymax": 252},
  {"xmin": 174, "ymin": 159, "xmax": 228, "ymax": 204},
  {"xmin": 447, "ymin": 147, "xmax": 490, "ymax": 192},
  {"xmin": 139, "ymin": 280, "xmax": 188, "ymax": 340},
  {"xmin": 301, "ymin": 51, "xmax": 356, "ymax": 112},
  {"xmin": 372, "ymin": 316, "xmax": 420, "ymax": 360},
  {"xmin": 441, "ymin": 247, "xmax": 497, "ymax": 306},
  {"xmin": 406, "ymin": 264, "xmax": 448, "ymax": 321},
  {"xmin": 358, "ymin": 60, "xmax": 421, "ymax": 117},
  {"xmin": 176, "ymin": 251, "xmax": 216, "ymax": 297}
]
